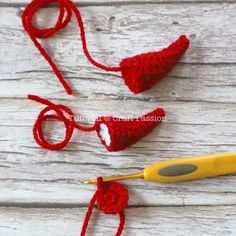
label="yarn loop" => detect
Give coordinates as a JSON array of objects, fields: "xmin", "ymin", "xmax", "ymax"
[
  {"xmin": 22, "ymin": 0, "xmax": 121, "ymax": 95},
  {"xmin": 28, "ymin": 94, "xmax": 96, "ymax": 150}
]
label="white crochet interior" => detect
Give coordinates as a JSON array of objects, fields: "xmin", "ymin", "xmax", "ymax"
[{"xmin": 99, "ymin": 123, "xmax": 111, "ymax": 146}]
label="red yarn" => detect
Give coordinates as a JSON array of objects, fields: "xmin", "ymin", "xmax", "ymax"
[
  {"xmin": 22, "ymin": 0, "xmax": 121, "ymax": 95},
  {"xmin": 29, "ymin": 95, "xmax": 165, "ymax": 152},
  {"xmin": 81, "ymin": 177, "xmax": 128, "ymax": 236},
  {"xmin": 22, "ymin": 0, "xmax": 189, "ymax": 95},
  {"xmin": 28, "ymin": 94, "xmax": 96, "ymax": 150}
]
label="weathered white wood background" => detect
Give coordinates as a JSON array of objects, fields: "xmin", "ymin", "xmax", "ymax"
[{"xmin": 0, "ymin": 0, "xmax": 236, "ymax": 235}]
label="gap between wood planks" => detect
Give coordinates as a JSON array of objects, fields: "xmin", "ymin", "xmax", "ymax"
[{"xmin": 1, "ymin": 202, "xmax": 236, "ymax": 209}]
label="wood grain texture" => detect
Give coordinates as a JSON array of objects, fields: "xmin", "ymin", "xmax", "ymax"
[
  {"xmin": 0, "ymin": 206, "xmax": 236, "ymax": 236},
  {"xmin": 0, "ymin": 1, "xmax": 236, "ymax": 235},
  {"xmin": 0, "ymin": 98, "xmax": 236, "ymax": 206}
]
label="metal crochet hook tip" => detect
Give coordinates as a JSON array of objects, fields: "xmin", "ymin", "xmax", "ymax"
[{"xmin": 84, "ymin": 172, "xmax": 144, "ymax": 184}]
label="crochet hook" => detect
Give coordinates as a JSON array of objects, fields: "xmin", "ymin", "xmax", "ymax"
[{"xmin": 84, "ymin": 153, "xmax": 236, "ymax": 184}]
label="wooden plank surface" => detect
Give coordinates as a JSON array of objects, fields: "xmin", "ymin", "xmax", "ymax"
[
  {"xmin": 0, "ymin": 1, "xmax": 236, "ymax": 235},
  {"xmin": 1, "ymin": 206, "xmax": 236, "ymax": 236}
]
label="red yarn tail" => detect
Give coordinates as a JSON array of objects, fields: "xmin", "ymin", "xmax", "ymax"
[
  {"xmin": 117, "ymin": 211, "xmax": 126, "ymax": 236},
  {"xmin": 22, "ymin": 0, "xmax": 121, "ymax": 95},
  {"xmin": 80, "ymin": 193, "xmax": 97, "ymax": 236},
  {"xmin": 22, "ymin": 0, "xmax": 73, "ymax": 94},
  {"xmin": 68, "ymin": 1, "xmax": 121, "ymax": 72}
]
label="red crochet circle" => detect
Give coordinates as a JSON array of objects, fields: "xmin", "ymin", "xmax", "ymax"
[{"xmin": 97, "ymin": 181, "xmax": 129, "ymax": 215}]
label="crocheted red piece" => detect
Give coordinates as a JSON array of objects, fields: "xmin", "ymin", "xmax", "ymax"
[
  {"xmin": 120, "ymin": 35, "xmax": 190, "ymax": 94},
  {"xmin": 28, "ymin": 95, "xmax": 165, "ymax": 152},
  {"xmin": 81, "ymin": 177, "xmax": 128, "ymax": 236},
  {"xmin": 22, "ymin": 0, "xmax": 190, "ymax": 95},
  {"xmin": 95, "ymin": 108, "xmax": 165, "ymax": 152}
]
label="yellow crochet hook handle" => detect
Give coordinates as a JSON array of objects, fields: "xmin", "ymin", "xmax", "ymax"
[
  {"xmin": 85, "ymin": 153, "xmax": 236, "ymax": 184},
  {"xmin": 144, "ymin": 152, "xmax": 236, "ymax": 183}
]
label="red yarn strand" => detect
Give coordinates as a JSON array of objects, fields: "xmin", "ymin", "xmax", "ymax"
[
  {"xmin": 117, "ymin": 211, "xmax": 125, "ymax": 236},
  {"xmin": 22, "ymin": 0, "xmax": 121, "ymax": 95},
  {"xmin": 80, "ymin": 193, "xmax": 98, "ymax": 236},
  {"xmin": 68, "ymin": 1, "xmax": 121, "ymax": 72}
]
